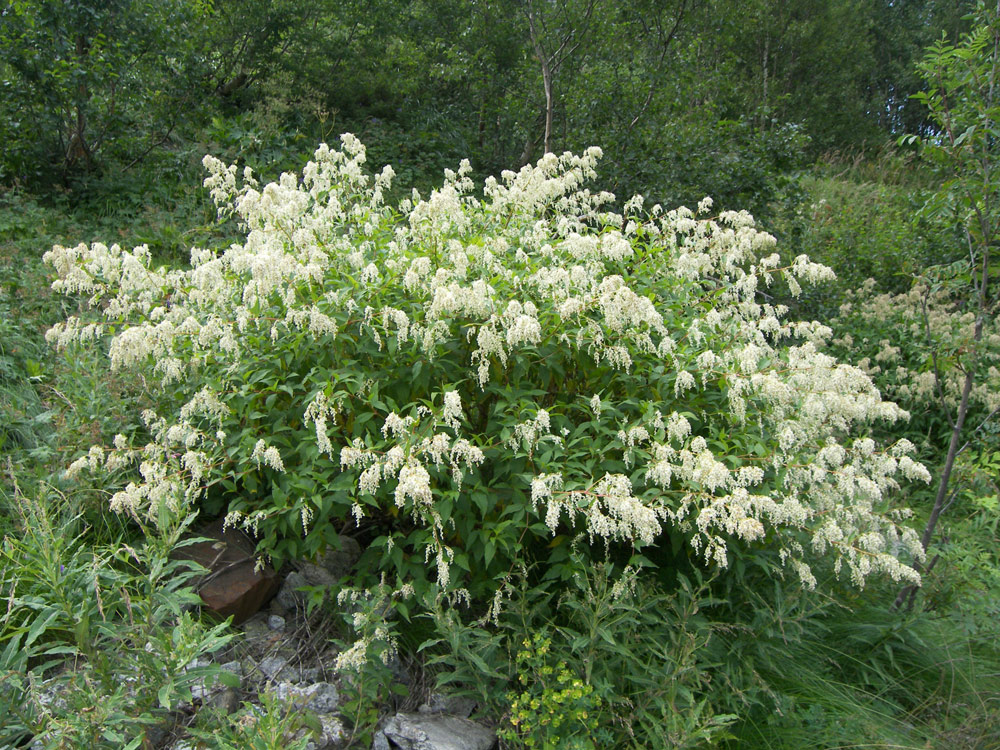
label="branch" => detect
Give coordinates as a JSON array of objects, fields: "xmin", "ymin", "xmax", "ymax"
[{"xmin": 626, "ymin": 0, "xmax": 688, "ymax": 137}]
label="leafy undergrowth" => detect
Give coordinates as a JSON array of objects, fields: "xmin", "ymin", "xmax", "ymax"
[{"xmin": 3, "ymin": 136, "xmax": 1000, "ymax": 748}]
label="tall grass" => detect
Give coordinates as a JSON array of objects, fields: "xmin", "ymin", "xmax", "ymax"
[{"xmin": 721, "ymin": 576, "xmax": 1000, "ymax": 749}]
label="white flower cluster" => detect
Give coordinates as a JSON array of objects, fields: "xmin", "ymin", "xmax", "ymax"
[
  {"xmin": 251, "ymin": 439, "xmax": 285, "ymax": 473},
  {"xmin": 834, "ymin": 281, "xmax": 1000, "ymax": 414},
  {"xmin": 505, "ymin": 409, "xmax": 560, "ymax": 457},
  {"xmin": 338, "ymin": 397, "xmax": 484, "ymax": 588},
  {"xmin": 332, "ymin": 579, "xmax": 412, "ymax": 673},
  {"xmin": 45, "ymin": 135, "xmax": 930, "ymax": 592}
]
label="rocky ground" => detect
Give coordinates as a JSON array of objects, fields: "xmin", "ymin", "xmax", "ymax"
[{"xmin": 164, "ymin": 529, "xmax": 498, "ymax": 750}]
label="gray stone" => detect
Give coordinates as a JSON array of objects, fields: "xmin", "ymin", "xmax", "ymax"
[
  {"xmin": 418, "ymin": 694, "xmax": 477, "ymax": 719},
  {"xmin": 307, "ymin": 713, "xmax": 347, "ymax": 749},
  {"xmin": 381, "ymin": 712, "xmax": 495, "ymax": 750},
  {"xmin": 182, "ymin": 659, "xmax": 232, "ymax": 703},
  {"xmin": 298, "ymin": 536, "xmax": 362, "ymax": 591},
  {"xmin": 317, "ymin": 535, "xmax": 361, "ymax": 578},
  {"xmin": 242, "ymin": 612, "xmax": 272, "ymax": 643},
  {"xmin": 268, "ymin": 614, "xmax": 287, "ymax": 632},
  {"xmin": 241, "ymin": 657, "xmax": 258, "ymax": 678},
  {"xmin": 184, "ymin": 657, "xmax": 211, "ymax": 671},
  {"xmin": 220, "ymin": 660, "xmax": 243, "ymax": 677},
  {"xmin": 35, "ymin": 678, "xmax": 68, "ymax": 712},
  {"xmin": 298, "ymin": 560, "xmax": 337, "ymax": 588},
  {"xmin": 276, "ymin": 571, "xmax": 309, "ymax": 610},
  {"xmin": 372, "ymin": 731, "xmax": 391, "ymax": 750},
  {"xmin": 300, "ymin": 666, "xmax": 322, "ymax": 683},
  {"xmin": 211, "ymin": 686, "xmax": 242, "ymax": 715},
  {"xmin": 190, "ymin": 681, "xmax": 213, "ymax": 701},
  {"xmin": 259, "ymin": 655, "xmax": 297, "ymax": 682},
  {"xmin": 274, "ymin": 680, "xmax": 340, "ymax": 713}
]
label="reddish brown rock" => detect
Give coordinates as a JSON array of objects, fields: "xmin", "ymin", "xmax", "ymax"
[{"xmin": 174, "ymin": 519, "xmax": 277, "ymax": 624}]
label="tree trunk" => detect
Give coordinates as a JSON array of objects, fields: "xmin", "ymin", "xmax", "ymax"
[
  {"xmin": 67, "ymin": 34, "xmax": 93, "ymax": 170},
  {"xmin": 893, "ymin": 367, "xmax": 975, "ymax": 611},
  {"xmin": 527, "ymin": 8, "xmax": 553, "ymax": 155}
]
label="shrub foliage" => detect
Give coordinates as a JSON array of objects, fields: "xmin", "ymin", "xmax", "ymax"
[{"xmin": 46, "ymin": 137, "xmax": 929, "ymax": 608}]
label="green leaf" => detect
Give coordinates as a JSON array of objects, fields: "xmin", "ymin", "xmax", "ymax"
[
  {"xmin": 25, "ymin": 607, "xmax": 60, "ymax": 648},
  {"xmin": 484, "ymin": 540, "xmax": 495, "ymax": 567},
  {"xmin": 219, "ymin": 670, "xmax": 241, "ymax": 689}
]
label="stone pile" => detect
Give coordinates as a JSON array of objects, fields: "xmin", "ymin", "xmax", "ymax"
[{"xmin": 168, "ymin": 534, "xmax": 495, "ymax": 750}]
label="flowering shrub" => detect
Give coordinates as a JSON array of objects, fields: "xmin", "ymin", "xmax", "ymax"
[
  {"xmin": 45, "ymin": 135, "xmax": 927, "ymax": 599},
  {"xmin": 833, "ymin": 274, "xmax": 1000, "ymax": 422},
  {"xmin": 828, "ymin": 267, "xmax": 1000, "ymax": 592}
]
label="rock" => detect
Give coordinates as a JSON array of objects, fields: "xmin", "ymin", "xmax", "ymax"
[
  {"xmin": 372, "ymin": 731, "xmax": 392, "ymax": 750},
  {"xmin": 276, "ymin": 571, "xmax": 309, "ymax": 610},
  {"xmin": 173, "ymin": 519, "xmax": 278, "ymax": 624},
  {"xmin": 298, "ymin": 535, "xmax": 362, "ymax": 591},
  {"xmin": 268, "ymin": 614, "xmax": 287, "ymax": 632},
  {"xmin": 269, "ymin": 596, "xmax": 288, "ymax": 617},
  {"xmin": 242, "ymin": 613, "xmax": 272, "ymax": 643},
  {"xmin": 191, "ymin": 681, "xmax": 212, "ymax": 701},
  {"xmin": 274, "ymin": 681, "xmax": 340, "ymax": 713},
  {"xmin": 316, "ymin": 714, "xmax": 348, "ymax": 748},
  {"xmin": 302, "ymin": 713, "xmax": 348, "ymax": 749},
  {"xmin": 185, "ymin": 657, "xmax": 211, "ymax": 672},
  {"xmin": 318, "ymin": 535, "xmax": 361, "ymax": 578},
  {"xmin": 35, "ymin": 677, "xmax": 68, "ymax": 712},
  {"xmin": 220, "ymin": 660, "xmax": 243, "ymax": 677},
  {"xmin": 211, "ymin": 686, "xmax": 242, "ymax": 715},
  {"xmin": 298, "ymin": 560, "xmax": 337, "ymax": 588},
  {"xmin": 240, "ymin": 612, "xmax": 288, "ymax": 664},
  {"xmin": 182, "ymin": 658, "xmax": 233, "ymax": 703},
  {"xmin": 418, "ymin": 694, "xmax": 477, "ymax": 719},
  {"xmin": 259, "ymin": 655, "xmax": 297, "ymax": 682},
  {"xmin": 380, "ymin": 712, "xmax": 496, "ymax": 750},
  {"xmin": 300, "ymin": 666, "xmax": 323, "ymax": 683}
]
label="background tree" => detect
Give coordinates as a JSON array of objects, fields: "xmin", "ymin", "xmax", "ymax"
[
  {"xmin": 0, "ymin": 0, "xmax": 211, "ymax": 184},
  {"xmin": 892, "ymin": 1, "xmax": 1000, "ymax": 611}
]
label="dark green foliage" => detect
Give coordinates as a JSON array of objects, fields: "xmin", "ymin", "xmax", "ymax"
[
  {"xmin": 1, "ymin": 0, "xmax": 971, "ymax": 201},
  {"xmin": 422, "ymin": 554, "xmax": 737, "ymax": 748},
  {"xmin": 0, "ymin": 481, "xmax": 235, "ymax": 749},
  {"xmin": 0, "ymin": 0, "xmax": 213, "ymax": 186}
]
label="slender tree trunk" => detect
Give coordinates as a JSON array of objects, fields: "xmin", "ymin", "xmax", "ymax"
[
  {"xmin": 518, "ymin": 130, "xmax": 535, "ymax": 168},
  {"xmin": 527, "ymin": 9, "xmax": 553, "ymax": 155},
  {"xmin": 67, "ymin": 34, "xmax": 93, "ymax": 170},
  {"xmin": 895, "ymin": 234, "xmax": 990, "ymax": 612},
  {"xmin": 761, "ymin": 31, "xmax": 770, "ymax": 128},
  {"xmin": 893, "ymin": 367, "xmax": 975, "ymax": 611},
  {"xmin": 893, "ymin": 5, "xmax": 998, "ymax": 611}
]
